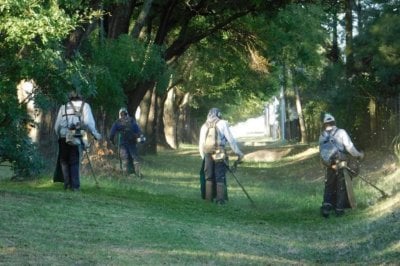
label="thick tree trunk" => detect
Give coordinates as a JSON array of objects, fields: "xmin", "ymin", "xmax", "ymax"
[
  {"xmin": 105, "ymin": 0, "xmax": 137, "ymax": 39},
  {"xmin": 125, "ymin": 80, "xmax": 156, "ymax": 115},
  {"xmin": 139, "ymin": 88, "xmax": 157, "ymax": 154},
  {"xmin": 131, "ymin": 0, "xmax": 153, "ymax": 38},
  {"xmin": 163, "ymin": 88, "xmax": 178, "ymax": 149},
  {"xmin": 64, "ymin": 0, "xmax": 102, "ymax": 58}
]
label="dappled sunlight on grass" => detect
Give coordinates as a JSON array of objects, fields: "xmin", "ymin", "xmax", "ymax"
[
  {"xmin": 378, "ymin": 241, "xmax": 400, "ymax": 257},
  {"xmin": 365, "ymin": 193, "xmax": 400, "ymax": 219}
]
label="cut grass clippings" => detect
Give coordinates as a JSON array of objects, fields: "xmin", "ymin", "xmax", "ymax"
[{"xmin": 0, "ymin": 144, "xmax": 399, "ymax": 265}]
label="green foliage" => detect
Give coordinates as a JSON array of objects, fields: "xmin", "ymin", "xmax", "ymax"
[
  {"xmin": 0, "ymin": 82, "xmax": 44, "ymax": 177},
  {"xmin": 0, "ymin": 0, "xmax": 80, "ymax": 47},
  {"xmin": 0, "ymin": 0, "xmax": 100, "ymax": 177},
  {"xmin": 0, "ymin": 130, "xmax": 44, "ymax": 178},
  {"xmin": 354, "ymin": 7, "xmax": 400, "ymax": 98},
  {"xmin": 88, "ymin": 34, "xmax": 167, "ymax": 115},
  {"xmin": 176, "ymin": 15, "xmax": 274, "ymax": 122},
  {"xmin": 316, "ymin": 1, "xmax": 400, "ymax": 145},
  {"xmin": 264, "ymin": 3, "xmax": 327, "ymax": 67}
]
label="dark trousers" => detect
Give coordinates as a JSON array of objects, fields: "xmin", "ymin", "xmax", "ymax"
[
  {"xmin": 119, "ymin": 143, "xmax": 139, "ymax": 174},
  {"xmin": 323, "ymin": 168, "xmax": 347, "ymax": 211},
  {"xmin": 204, "ymin": 154, "xmax": 226, "ymax": 183},
  {"xmin": 59, "ymin": 138, "xmax": 81, "ymax": 189}
]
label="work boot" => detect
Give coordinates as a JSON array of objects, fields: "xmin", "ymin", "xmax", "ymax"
[
  {"xmin": 320, "ymin": 203, "xmax": 332, "ymax": 218},
  {"xmin": 216, "ymin": 182, "xmax": 226, "ymax": 205},
  {"xmin": 205, "ymin": 181, "xmax": 214, "ymax": 202},
  {"xmin": 335, "ymin": 209, "xmax": 345, "ymax": 217},
  {"xmin": 134, "ymin": 162, "xmax": 142, "ymax": 178}
]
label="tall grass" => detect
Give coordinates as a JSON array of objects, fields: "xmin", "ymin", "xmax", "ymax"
[{"xmin": 0, "ymin": 144, "xmax": 399, "ymax": 265}]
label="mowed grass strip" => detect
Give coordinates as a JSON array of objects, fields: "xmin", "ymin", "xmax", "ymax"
[{"xmin": 0, "ymin": 144, "xmax": 399, "ymax": 265}]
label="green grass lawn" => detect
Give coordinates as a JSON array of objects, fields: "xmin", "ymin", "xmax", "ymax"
[{"xmin": 0, "ymin": 144, "xmax": 399, "ymax": 265}]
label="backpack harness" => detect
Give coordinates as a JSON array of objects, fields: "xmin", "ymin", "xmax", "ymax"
[
  {"xmin": 320, "ymin": 128, "xmax": 345, "ymax": 167},
  {"xmin": 203, "ymin": 119, "xmax": 221, "ymax": 154},
  {"xmin": 64, "ymin": 101, "xmax": 85, "ymax": 132},
  {"xmin": 118, "ymin": 117, "xmax": 139, "ymax": 145}
]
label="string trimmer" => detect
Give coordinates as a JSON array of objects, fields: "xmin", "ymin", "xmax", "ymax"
[{"xmin": 224, "ymin": 159, "xmax": 255, "ymax": 206}]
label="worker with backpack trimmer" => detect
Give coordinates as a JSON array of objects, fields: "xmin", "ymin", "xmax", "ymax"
[
  {"xmin": 199, "ymin": 107, "xmax": 244, "ymax": 205},
  {"xmin": 319, "ymin": 113, "xmax": 364, "ymax": 218},
  {"xmin": 109, "ymin": 108, "xmax": 145, "ymax": 178},
  {"xmin": 53, "ymin": 90, "xmax": 102, "ymax": 191}
]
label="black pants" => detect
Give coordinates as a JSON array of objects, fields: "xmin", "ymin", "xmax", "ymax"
[
  {"xmin": 59, "ymin": 138, "xmax": 81, "ymax": 189},
  {"xmin": 119, "ymin": 143, "xmax": 139, "ymax": 175},
  {"xmin": 323, "ymin": 168, "xmax": 347, "ymax": 211},
  {"xmin": 204, "ymin": 154, "xmax": 226, "ymax": 183}
]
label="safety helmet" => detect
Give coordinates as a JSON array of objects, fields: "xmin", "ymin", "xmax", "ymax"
[
  {"xmin": 323, "ymin": 113, "xmax": 335, "ymax": 124},
  {"xmin": 68, "ymin": 90, "xmax": 82, "ymax": 100},
  {"xmin": 208, "ymin": 107, "xmax": 222, "ymax": 119},
  {"xmin": 119, "ymin": 107, "xmax": 128, "ymax": 118}
]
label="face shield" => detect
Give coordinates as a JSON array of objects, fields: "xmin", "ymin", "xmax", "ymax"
[{"xmin": 119, "ymin": 108, "xmax": 128, "ymax": 119}]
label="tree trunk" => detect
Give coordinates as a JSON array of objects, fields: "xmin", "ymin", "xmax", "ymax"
[
  {"xmin": 138, "ymin": 89, "xmax": 151, "ymax": 154},
  {"xmin": 368, "ymin": 97, "xmax": 377, "ymax": 138},
  {"xmin": 64, "ymin": 0, "xmax": 102, "ymax": 57},
  {"xmin": 345, "ymin": 0, "xmax": 354, "ymax": 77},
  {"xmin": 163, "ymin": 88, "xmax": 178, "ymax": 149},
  {"xmin": 177, "ymin": 92, "xmax": 191, "ymax": 143},
  {"xmin": 131, "ymin": 0, "xmax": 153, "ymax": 39},
  {"xmin": 105, "ymin": 0, "xmax": 136, "ymax": 39},
  {"xmin": 279, "ymin": 66, "xmax": 286, "ymax": 143},
  {"xmin": 329, "ymin": 3, "xmax": 340, "ymax": 63},
  {"xmin": 145, "ymin": 88, "xmax": 158, "ymax": 154},
  {"xmin": 125, "ymin": 80, "xmax": 156, "ymax": 115},
  {"xmin": 355, "ymin": 0, "xmax": 362, "ymax": 31},
  {"xmin": 294, "ymin": 85, "xmax": 307, "ymax": 144}
]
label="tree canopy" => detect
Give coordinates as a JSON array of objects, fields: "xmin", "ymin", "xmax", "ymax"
[{"xmin": 1, "ymin": 0, "xmax": 399, "ymax": 177}]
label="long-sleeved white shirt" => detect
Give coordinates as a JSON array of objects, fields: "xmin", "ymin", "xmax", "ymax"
[
  {"xmin": 54, "ymin": 100, "xmax": 100, "ymax": 139},
  {"xmin": 199, "ymin": 119, "xmax": 243, "ymax": 159},
  {"xmin": 319, "ymin": 126, "xmax": 362, "ymax": 158}
]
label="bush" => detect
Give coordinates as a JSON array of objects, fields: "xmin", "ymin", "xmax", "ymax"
[{"xmin": 0, "ymin": 126, "xmax": 44, "ymax": 179}]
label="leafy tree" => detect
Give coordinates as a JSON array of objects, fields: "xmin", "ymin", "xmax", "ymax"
[
  {"xmin": 351, "ymin": 0, "xmax": 400, "ymax": 147},
  {"xmin": 0, "ymin": 0, "xmax": 99, "ymax": 177},
  {"xmin": 262, "ymin": 3, "xmax": 328, "ymax": 142}
]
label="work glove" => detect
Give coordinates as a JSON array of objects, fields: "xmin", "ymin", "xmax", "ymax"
[
  {"xmin": 138, "ymin": 134, "xmax": 146, "ymax": 143},
  {"xmin": 93, "ymin": 132, "xmax": 102, "ymax": 141},
  {"xmin": 232, "ymin": 153, "xmax": 244, "ymax": 171}
]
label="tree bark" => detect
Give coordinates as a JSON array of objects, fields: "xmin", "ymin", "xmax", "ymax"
[
  {"xmin": 328, "ymin": 3, "xmax": 340, "ymax": 63},
  {"xmin": 131, "ymin": 0, "xmax": 153, "ymax": 39},
  {"xmin": 64, "ymin": 0, "xmax": 102, "ymax": 58},
  {"xmin": 345, "ymin": 0, "xmax": 354, "ymax": 77},
  {"xmin": 163, "ymin": 88, "xmax": 178, "ymax": 149},
  {"xmin": 294, "ymin": 85, "xmax": 307, "ymax": 144},
  {"xmin": 105, "ymin": 0, "xmax": 137, "ymax": 39},
  {"xmin": 138, "ymin": 88, "xmax": 157, "ymax": 154}
]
